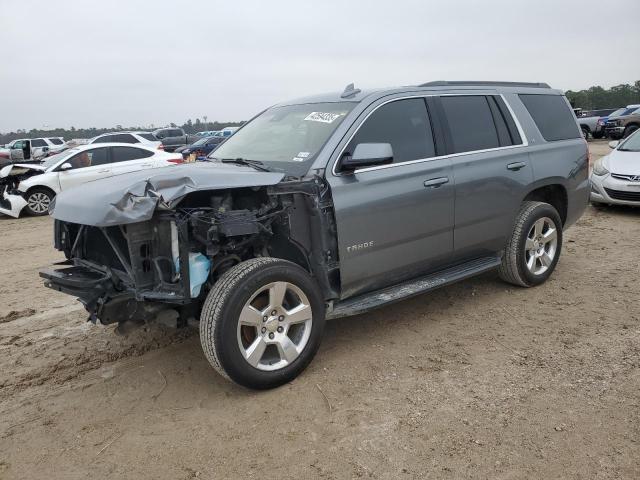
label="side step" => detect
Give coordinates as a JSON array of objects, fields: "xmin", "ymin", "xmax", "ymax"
[{"xmin": 327, "ymin": 256, "xmax": 501, "ymax": 320}]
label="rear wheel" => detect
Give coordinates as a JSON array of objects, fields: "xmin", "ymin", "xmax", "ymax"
[
  {"xmin": 581, "ymin": 127, "xmax": 590, "ymax": 140},
  {"xmin": 498, "ymin": 201, "xmax": 563, "ymax": 287},
  {"xmin": 200, "ymin": 257, "xmax": 325, "ymax": 389},
  {"xmin": 25, "ymin": 188, "xmax": 54, "ymax": 216}
]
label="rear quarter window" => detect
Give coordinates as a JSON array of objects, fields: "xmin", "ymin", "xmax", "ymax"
[
  {"xmin": 139, "ymin": 133, "xmax": 157, "ymax": 141},
  {"xmin": 519, "ymin": 94, "xmax": 580, "ymax": 141}
]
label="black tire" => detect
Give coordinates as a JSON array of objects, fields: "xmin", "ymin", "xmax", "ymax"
[
  {"xmin": 24, "ymin": 187, "xmax": 54, "ymax": 216},
  {"xmin": 623, "ymin": 125, "xmax": 638, "ymax": 138},
  {"xmin": 581, "ymin": 127, "xmax": 590, "ymax": 140},
  {"xmin": 200, "ymin": 257, "xmax": 325, "ymax": 389},
  {"xmin": 498, "ymin": 201, "xmax": 563, "ymax": 287}
]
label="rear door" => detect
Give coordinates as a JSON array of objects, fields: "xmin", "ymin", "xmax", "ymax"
[
  {"xmin": 327, "ymin": 96, "xmax": 455, "ymax": 298},
  {"xmin": 58, "ymin": 147, "xmax": 112, "ymax": 190},
  {"xmin": 109, "ymin": 146, "xmax": 157, "ymax": 175},
  {"xmin": 438, "ymin": 94, "xmax": 532, "ymax": 260}
]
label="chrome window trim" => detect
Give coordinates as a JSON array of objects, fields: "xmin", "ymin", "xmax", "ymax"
[{"xmin": 331, "ymin": 93, "xmax": 529, "ymax": 176}]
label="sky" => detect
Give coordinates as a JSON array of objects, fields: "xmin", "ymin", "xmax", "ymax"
[{"xmin": 1, "ymin": 0, "xmax": 638, "ymax": 133}]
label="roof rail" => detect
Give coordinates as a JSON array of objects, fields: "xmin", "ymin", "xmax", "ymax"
[{"xmin": 419, "ymin": 80, "xmax": 551, "ymax": 89}]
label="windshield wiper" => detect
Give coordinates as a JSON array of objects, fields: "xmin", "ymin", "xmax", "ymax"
[{"xmin": 218, "ymin": 157, "xmax": 270, "ymax": 172}]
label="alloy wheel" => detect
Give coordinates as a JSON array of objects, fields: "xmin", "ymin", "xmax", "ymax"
[{"xmin": 524, "ymin": 217, "xmax": 558, "ymax": 275}]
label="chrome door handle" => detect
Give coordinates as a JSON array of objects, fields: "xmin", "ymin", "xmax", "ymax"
[
  {"xmin": 423, "ymin": 177, "xmax": 449, "ymax": 188},
  {"xmin": 98, "ymin": 169, "xmax": 110, "ymax": 173},
  {"xmin": 507, "ymin": 162, "xmax": 527, "ymax": 171}
]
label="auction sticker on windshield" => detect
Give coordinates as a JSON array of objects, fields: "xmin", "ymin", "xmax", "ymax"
[{"xmin": 304, "ymin": 112, "xmax": 343, "ymax": 123}]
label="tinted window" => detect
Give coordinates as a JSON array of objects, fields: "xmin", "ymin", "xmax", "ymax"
[
  {"xmin": 440, "ymin": 96, "xmax": 499, "ymax": 153},
  {"xmin": 111, "ymin": 146, "xmax": 154, "ymax": 163},
  {"xmin": 519, "ymin": 94, "xmax": 580, "ymax": 141},
  {"xmin": 93, "ymin": 134, "xmax": 115, "ymax": 144},
  {"xmin": 31, "ymin": 139, "xmax": 47, "ymax": 147},
  {"xmin": 347, "ymin": 98, "xmax": 435, "ymax": 164},
  {"xmin": 66, "ymin": 148, "xmax": 109, "ymax": 169},
  {"xmin": 114, "ymin": 134, "xmax": 138, "ymax": 143},
  {"xmin": 139, "ymin": 133, "xmax": 157, "ymax": 141},
  {"xmin": 48, "ymin": 138, "xmax": 63, "ymax": 145}
]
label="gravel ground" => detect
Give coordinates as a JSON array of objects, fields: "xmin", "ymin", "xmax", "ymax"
[{"xmin": 0, "ymin": 141, "xmax": 638, "ymax": 479}]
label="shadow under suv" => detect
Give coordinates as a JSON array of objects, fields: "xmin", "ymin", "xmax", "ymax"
[{"xmin": 41, "ymin": 80, "xmax": 589, "ymax": 389}]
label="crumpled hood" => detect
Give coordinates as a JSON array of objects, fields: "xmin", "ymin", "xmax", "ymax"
[
  {"xmin": 51, "ymin": 162, "xmax": 285, "ymax": 227},
  {"xmin": 605, "ymin": 149, "xmax": 640, "ymax": 175},
  {"xmin": 0, "ymin": 163, "xmax": 47, "ymax": 178}
]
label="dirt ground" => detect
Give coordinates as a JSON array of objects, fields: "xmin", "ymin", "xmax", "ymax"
[{"xmin": 0, "ymin": 141, "xmax": 638, "ymax": 479}]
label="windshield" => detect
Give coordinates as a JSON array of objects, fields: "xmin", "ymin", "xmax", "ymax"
[
  {"xmin": 41, "ymin": 149, "xmax": 77, "ymax": 169},
  {"xmin": 608, "ymin": 108, "xmax": 626, "ymax": 118},
  {"xmin": 618, "ymin": 130, "xmax": 640, "ymax": 152},
  {"xmin": 210, "ymin": 102, "xmax": 356, "ymax": 174}
]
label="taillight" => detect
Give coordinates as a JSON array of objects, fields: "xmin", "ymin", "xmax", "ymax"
[
  {"xmin": 168, "ymin": 158, "xmax": 184, "ymax": 164},
  {"xmin": 157, "ymin": 144, "xmax": 164, "ymax": 150}
]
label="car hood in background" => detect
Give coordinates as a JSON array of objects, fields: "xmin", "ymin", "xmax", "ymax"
[
  {"xmin": 51, "ymin": 162, "xmax": 285, "ymax": 227},
  {"xmin": 605, "ymin": 149, "xmax": 640, "ymax": 175}
]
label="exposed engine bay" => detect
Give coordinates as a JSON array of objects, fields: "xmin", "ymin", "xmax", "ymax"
[{"xmin": 41, "ymin": 178, "xmax": 341, "ymax": 326}]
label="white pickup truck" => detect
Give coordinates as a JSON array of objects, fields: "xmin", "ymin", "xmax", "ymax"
[{"xmin": 574, "ymin": 108, "xmax": 619, "ymax": 139}]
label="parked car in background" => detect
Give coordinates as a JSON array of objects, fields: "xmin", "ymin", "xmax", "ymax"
[
  {"xmin": 42, "ymin": 80, "xmax": 588, "ymax": 389},
  {"xmin": 590, "ymin": 130, "xmax": 640, "ymax": 207},
  {"xmin": 604, "ymin": 104, "xmax": 640, "ymax": 139},
  {"xmin": 153, "ymin": 127, "xmax": 200, "ymax": 152},
  {"xmin": 579, "ymin": 108, "xmax": 618, "ymax": 139},
  {"xmin": 89, "ymin": 131, "xmax": 161, "ymax": 148},
  {"xmin": 0, "ymin": 138, "xmax": 63, "ymax": 165},
  {"xmin": 596, "ymin": 107, "xmax": 627, "ymax": 138},
  {"xmin": 181, "ymin": 136, "xmax": 221, "ymax": 159},
  {"xmin": 0, "ymin": 143, "xmax": 183, "ymax": 217},
  {"xmin": 195, "ymin": 130, "xmax": 218, "ymax": 137}
]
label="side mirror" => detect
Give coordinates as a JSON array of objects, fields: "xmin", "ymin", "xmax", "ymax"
[
  {"xmin": 339, "ymin": 143, "xmax": 393, "ymax": 172},
  {"xmin": 59, "ymin": 162, "xmax": 73, "ymax": 170},
  {"xmin": 608, "ymin": 140, "xmax": 619, "ymax": 149}
]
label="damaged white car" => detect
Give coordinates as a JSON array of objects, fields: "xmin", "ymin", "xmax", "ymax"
[{"xmin": 0, "ymin": 143, "xmax": 184, "ymax": 217}]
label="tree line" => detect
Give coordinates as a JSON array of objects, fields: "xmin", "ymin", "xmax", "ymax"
[
  {"xmin": 565, "ymin": 81, "xmax": 640, "ymax": 111},
  {"xmin": 0, "ymin": 118, "xmax": 244, "ymax": 145}
]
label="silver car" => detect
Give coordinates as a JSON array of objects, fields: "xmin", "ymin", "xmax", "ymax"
[{"xmin": 590, "ymin": 130, "xmax": 640, "ymax": 206}]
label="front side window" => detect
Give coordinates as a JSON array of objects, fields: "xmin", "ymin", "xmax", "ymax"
[
  {"xmin": 519, "ymin": 94, "xmax": 580, "ymax": 141},
  {"xmin": 114, "ymin": 134, "xmax": 138, "ymax": 143},
  {"xmin": 347, "ymin": 98, "xmax": 435, "ymax": 164},
  {"xmin": 211, "ymin": 102, "xmax": 356, "ymax": 175},
  {"xmin": 110, "ymin": 146, "xmax": 154, "ymax": 162},
  {"xmin": 65, "ymin": 148, "xmax": 109, "ymax": 169},
  {"xmin": 440, "ymin": 95, "xmax": 500, "ymax": 153}
]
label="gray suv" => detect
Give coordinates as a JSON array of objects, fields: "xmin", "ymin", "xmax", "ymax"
[{"xmin": 41, "ymin": 81, "xmax": 589, "ymax": 389}]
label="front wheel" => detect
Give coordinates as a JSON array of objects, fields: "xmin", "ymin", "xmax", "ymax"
[
  {"xmin": 25, "ymin": 188, "xmax": 54, "ymax": 216},
  {"xmin": 498, "ymin": 201, "xmax": 563, "ymax": 287},
  {"xmin": 200, "ymin": 257, "xmax": 325, "ymax": 389}
]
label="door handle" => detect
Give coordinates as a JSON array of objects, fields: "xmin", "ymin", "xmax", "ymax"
[
  {"xmin": 141, "ymin": 163, "xmax": 153, "ymax": 167},
  {"xmin": 507, "ymin": 162, "xmax": 527, "ymax": 171},
  {"xmin": 423, "ymin": 177, "xmax": 449, "ymax": 188},
  {"xmin": 98, "ymin": 169, "xmax": 110, "ymax": 173}
]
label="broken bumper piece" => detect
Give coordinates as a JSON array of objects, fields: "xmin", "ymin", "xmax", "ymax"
[{"xmin": 0, "ymin": 189, "xmax": 27, "ymax": 218}]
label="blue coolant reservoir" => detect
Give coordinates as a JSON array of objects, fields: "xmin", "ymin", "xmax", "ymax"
[{"xmin": 176, "ymin": 253, "xmax": 211, "ymax": 298}]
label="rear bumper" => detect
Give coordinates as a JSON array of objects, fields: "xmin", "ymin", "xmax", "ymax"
[{"xmin": 0, "ymin": 187, "xmax": 27, "ymax": 218}]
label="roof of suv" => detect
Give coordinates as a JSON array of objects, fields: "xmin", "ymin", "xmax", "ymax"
[{"xmin": 278, "ymin": 81, "xmax": 561, "ymax": 107}]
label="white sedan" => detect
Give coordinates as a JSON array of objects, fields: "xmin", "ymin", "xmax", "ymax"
[
  {"xmin": 0, "ymin": 143, "xmax": 183, "ymax": 217},
  {"xmin": 590, "ymin": 130, "xmax": 640, "ymax": 207}
]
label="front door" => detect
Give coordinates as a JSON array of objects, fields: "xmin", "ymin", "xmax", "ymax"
[
  {"xmin": 10, "ymin": 140, "xmax": 27, "ymax": 161},
  {"xmin": 327, "ymin": 97, "xmax": 455, "ymax": 299},
  {"xmin": 58, "ymin": 147, "xmax": 112, "ymax": 190}
]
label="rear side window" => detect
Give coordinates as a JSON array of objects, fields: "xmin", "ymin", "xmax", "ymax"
[
  {"xmin": 139, "ymin": 133, "xmax": 157, "ymax": 141},
  {"xmin": 519, "ymin": 94, "xmax": 580, "ymax": 141},
  {"xmin": 31, "ymin": 139, "xmax": 47, "ymax": 147},
  {"xmin": 348, "ymin": 98, "xmax": 435, "ymax": 164},
  {"xmin": 110, "ymin": 146, "xmax": 154, "ymax": 163},
  {"xmin": 93, "ymin": 134, "xmax": 115, "ymax": 144},
  {"xmin": 114, "ymin": 134, "xmax": 138, "ymax": 143},
  {"xmin": 48, "ymin": 138, "xmax": 63, "ymax": 145},
  {"xmin": 440, "ymin": 96, "xmax": 499, "ymax": 153}
]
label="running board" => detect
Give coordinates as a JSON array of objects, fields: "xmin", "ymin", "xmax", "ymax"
[{"xmin": 327, "ymin": 256, "xmax": 501, "ymax": 320}]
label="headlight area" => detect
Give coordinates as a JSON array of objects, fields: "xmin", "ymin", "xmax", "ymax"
[{"xmin": 592, "ymin": 158, "xmax": 609, "ymax": 176}]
